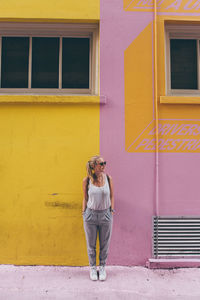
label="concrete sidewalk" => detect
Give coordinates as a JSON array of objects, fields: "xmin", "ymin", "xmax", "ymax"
[{"xmin": 0, "ymin": 265, "xmax": 200, "ymax": 300}]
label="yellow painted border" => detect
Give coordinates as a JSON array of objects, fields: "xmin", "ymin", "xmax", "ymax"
[
  {"xmin": 160, "ymin": 96, "xmax": 200, "ymax": 104},
  {"xmin": 0, "ymin": 95, "xmax": 100, "ymax": 104},
  {"xmin": 0, "ymin": 18, "xmax": 99, "ymax": 23}
]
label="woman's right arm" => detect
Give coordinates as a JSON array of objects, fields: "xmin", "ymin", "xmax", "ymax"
[{"xmin": 82, "ymin": 177, "xmax": 88, "ymax": 213}]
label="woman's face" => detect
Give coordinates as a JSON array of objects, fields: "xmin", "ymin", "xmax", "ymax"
[{"xmin": 94, "ymin": 157, "xmax": 106, "ymax": 174}]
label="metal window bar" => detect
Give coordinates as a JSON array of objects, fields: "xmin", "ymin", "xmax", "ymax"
[
  {"xmin": 59, "ymin": 37, "xmax": 62, "ymax": 90},
  {"xmin": 197, "ymin": 39, "xmax": 200, "ymax": 90},
  {"xmin": 28, "ymin": 37, "xmax": 32, "ymax": 89},
  {"xmin": 0, "ymin": 37, "xmax": 1, "ymax": 88},
  {"xmin": 89, "ymin": 33, "xmax": 92, "ymax": 94}
]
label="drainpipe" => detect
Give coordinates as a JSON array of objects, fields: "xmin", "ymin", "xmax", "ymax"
[
  {"xmin": 154, "ymin": 0, "xmax": 159, "ymax": 258},
  {"xmin": 154, "ymin": 0, "xmax": 159, "ymax": 216}
]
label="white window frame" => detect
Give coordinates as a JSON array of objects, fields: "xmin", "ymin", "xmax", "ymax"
[
  {"xmin": 0, "ymin": 22, "xmax": 99, "ymax": 95},
  {"xmin": 165, "ymin": 24, "xmax": 200, "ymax": 96}
]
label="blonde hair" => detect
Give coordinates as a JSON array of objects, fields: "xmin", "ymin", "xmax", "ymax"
[{"xmin": 86, "ymin": 155, "xmax": 102, "ymax": 182}]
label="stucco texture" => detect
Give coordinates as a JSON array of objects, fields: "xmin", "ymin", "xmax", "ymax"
[
  {"xmin": 0, "ymin": 0, "xmax": 99, "ymax": 21},
  {"xmin": 0, "ymin": 103, "xmax": 99, "ymax": 265},
  {"xmin": 100, "ymin": 0, "xmax": 200, "ymax": 266},
  {"xmin": 0, "ymin": 0, "xmax": 100, "ymax": 265}
]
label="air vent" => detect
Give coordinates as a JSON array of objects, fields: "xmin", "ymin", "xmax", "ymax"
[{"xmin": 153, "ymin": 216, "xmax": 200, "ymax": 257}]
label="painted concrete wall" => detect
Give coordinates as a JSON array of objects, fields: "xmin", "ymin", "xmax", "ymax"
[
  {"xmin": 0, "ymin": 1, "xmax": 100, "ymax": 265},
  {"xmin": 100, "ymin": 1, "xmax": 154, "ymax": 266},
  {"xmin": 100, "ymin": 0, "xmax": 200, "ymax": 266},
  {"xmin": 1, "ymin": 0, "xmax": 200, "ymax": 267},
  {"xmin": 0, "ymin": 0, "xmax": 99, "ymax": 21}
]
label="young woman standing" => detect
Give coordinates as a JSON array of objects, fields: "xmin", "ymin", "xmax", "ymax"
[{"xmin": 82, "ymin": 155, "xmax": 114, "ymax": 281}]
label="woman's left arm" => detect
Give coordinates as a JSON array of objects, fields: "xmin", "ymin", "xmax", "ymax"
[{"xmin": 109, "ymin": 176, "xmax": 114, "ymax": 214}]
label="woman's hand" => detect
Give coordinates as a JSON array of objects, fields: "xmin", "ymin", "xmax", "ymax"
[
  {"xmin": 110, "ymin": 208, "xmax": 115, "ymax": 215},
  {"xmin": 82, "ymin": 177, "xmax": 88, "ymax": 215}
]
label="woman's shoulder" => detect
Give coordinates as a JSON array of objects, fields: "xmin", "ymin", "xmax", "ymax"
[
  {"xmin": 106, "ymin": 174, "xmax": 112, "ymax": 180},
  {"xmin": 83, "ymin": 176, "xmax": 90, "ymax": 184}
]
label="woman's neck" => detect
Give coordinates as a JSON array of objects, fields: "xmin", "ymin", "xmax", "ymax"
[
  {"xmin": 93, "ymin": 172, "xmax": 104, "ymax": 186},
  {"xmin": 95, "ymin": 172, "xmax": 104, "ymax": 178}
]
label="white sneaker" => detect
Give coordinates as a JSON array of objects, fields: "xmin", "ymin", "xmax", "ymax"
[
  {"xmin": 90, "ymin": 266, "xmax": 98, "ymax": 281},
  {"xmin": 99, "ymin": 265, "xmax": 106, "ymax": 281}
]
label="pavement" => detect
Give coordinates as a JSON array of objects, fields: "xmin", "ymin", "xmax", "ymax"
[{"xmin": 0, "ymin": 265, "xmax": 200, "ymax": 300}]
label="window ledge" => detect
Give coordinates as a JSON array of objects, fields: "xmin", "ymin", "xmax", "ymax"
[
  {"xmin": 0, "ymin": 95, "xmax": 106, "ymax": 104},
  {"xmin": 160, "ymin": 96, "xmax": 200, "ymax": 104}
]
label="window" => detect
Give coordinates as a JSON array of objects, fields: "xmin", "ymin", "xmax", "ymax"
[
  {"xmin": 165, "ymin": 24, "xmax": 200, "ymax": 95},
  {"xmin": 0, "ymin": 23, "xmax": 98, "ymax": 95}
]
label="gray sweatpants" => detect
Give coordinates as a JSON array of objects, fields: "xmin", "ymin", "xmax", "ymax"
[{"xmin": 83, "ymin": 207, "xmax": 113, "ymax": 267}]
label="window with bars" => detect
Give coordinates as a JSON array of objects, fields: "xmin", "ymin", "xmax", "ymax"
[
  {"xmin": 165, "ymin": 24, "xmax": 200, "ymax": 95},
  {"xmin": 0, "ymin": 23, "xmax": 98, "ymax": 95}
]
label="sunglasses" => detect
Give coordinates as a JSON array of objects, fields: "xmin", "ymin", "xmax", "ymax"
[{"xmin": 97, "ymin": 161, "xmax": 107, "ymax": 166}]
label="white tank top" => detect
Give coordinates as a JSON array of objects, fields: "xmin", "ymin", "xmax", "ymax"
[{"xmin": 87, "ymin": 174, "xmax": 111, "ymax": 210}]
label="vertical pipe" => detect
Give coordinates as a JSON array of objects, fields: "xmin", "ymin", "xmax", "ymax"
[
  {"xmin": 154, "ymin": 0, "xmax": 159, "ymax": 257},
  {"xmin": 154, "ymin": 0, "xmax": 159, "ymax": 216}
]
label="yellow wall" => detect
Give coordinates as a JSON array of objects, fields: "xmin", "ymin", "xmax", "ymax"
[
  {"xmin": 125, "ymin": 22, "xmax": 153, "ymax": 151},
  {"xmin": 0, "ymin": 0, "xmax": 99, "ymax": 22},
  {"xmin": 0, "ymin": 1, "xmax": 100, "ymax": 265}
]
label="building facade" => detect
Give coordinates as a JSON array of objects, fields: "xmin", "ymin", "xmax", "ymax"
[{"xmin": 1, "ymin": 0, "xmax": 200, "ymax": 267}]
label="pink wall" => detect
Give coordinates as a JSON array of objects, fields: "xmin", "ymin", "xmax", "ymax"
[
  {"xmin": 100, "ymin": 0, "xmax": 200, "ymax": 265},
  {"xmin": 100, "ymin": 1, "xmax": 154, "ymax": 265}
]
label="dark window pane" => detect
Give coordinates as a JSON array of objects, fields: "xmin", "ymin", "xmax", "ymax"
[
  {"xmin": 62, "ymin": 38, "xmax": 89, "ymax": 89},
  {"xmin": 32, "ymin": 37, "xmax": 59, "ymax": 88},
  {"xmin": 170, "ymin": 39, "xmax": 197, "ymax": 89},
  {"xmin": 1, "ymin": 37, "xmax": 29, "ymax": 88}
]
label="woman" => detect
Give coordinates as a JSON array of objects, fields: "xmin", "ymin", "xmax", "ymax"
[{"xmin": 82, "ymin": 155, "xmax": 114, "ymax": 281}]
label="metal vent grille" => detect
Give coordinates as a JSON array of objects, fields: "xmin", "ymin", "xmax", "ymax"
[{"xmin": 153, "ymin": 216, "xmax": 200, "ymax": 257}]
